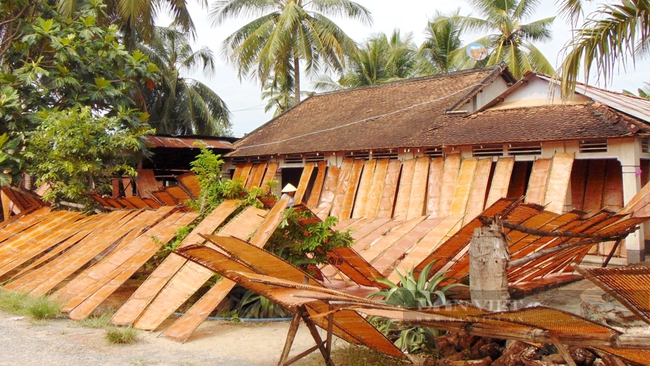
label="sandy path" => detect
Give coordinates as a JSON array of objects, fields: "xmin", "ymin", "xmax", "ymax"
[{"xmin": 0, "ymin": 313, "xmax": 325, "ymax": 366}]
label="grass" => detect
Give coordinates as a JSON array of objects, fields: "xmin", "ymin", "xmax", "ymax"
[
  {"xmin": 0, "ymin": 290, "xmax": 29, "ymax": 314},
  {"xmin": 24, "ymin": 295, "xmax": 63, "ymax": 320},
  {"xmin": 80, "ymin": 312, "xmax": 140, "ymax": 345},
  {"xmin": 78, "ymin": 311, "xmax": 114, "ymax": 329},
  {"xmin": 105, "ymin": 326, "xmax": 138, "ymax": 344},
  {"xmin": 0, "ymin": 289, "xmax": 62, "ymax": 320}
]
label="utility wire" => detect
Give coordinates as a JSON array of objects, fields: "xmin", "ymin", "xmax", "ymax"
[{"xmin": 237, "ymin": 81, "xmax": 489, "ymax": 150}]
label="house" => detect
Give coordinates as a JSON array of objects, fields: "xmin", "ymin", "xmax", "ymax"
[
  {"xmin": 227, "ymin": 64, "xmax": 650, "ymax": 264},
  {"xmin": 142, "ymin": 134, "xmax": 236, "ymax": 182}
]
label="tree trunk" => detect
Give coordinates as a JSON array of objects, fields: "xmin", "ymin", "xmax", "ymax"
[
  {"xmin": 469, "ymin": 223, "xmax": 510, "ymax": 311},
  {"xmin": 294, "ymin": 56, "xmax": 300, "ymax": 104}
]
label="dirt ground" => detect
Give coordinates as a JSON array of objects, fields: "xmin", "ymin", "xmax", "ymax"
[
  {"xmin": 0, "ymin": 280, "xmax": 605, "ymax": 366},
  {"xmin": 0, "ymin": 312, "xmax": 330, "ymax": 366}
]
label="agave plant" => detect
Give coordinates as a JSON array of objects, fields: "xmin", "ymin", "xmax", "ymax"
[
  {"xmin": 368, "ymin": 261, "xmax": 467, "ymax": 354},
  {"xmin": 235, "ymin": 290, "xmax": 290, "ymax": 319},
  {"xmin": 370, "ymin": 261, "xmax": 466, "ymax": 309}
]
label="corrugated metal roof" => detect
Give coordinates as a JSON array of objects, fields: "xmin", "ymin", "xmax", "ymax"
[
  {"xmin": 145, "ymin": 135, "xmax": 235, "ymax": 150},
  {"xmin": 537, "ymin": 74, "xmax": 650, "ymax": 122}
]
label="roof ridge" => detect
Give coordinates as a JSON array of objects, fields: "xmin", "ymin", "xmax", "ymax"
[{"xmin": 308, "ymin": 65, "xmax": 503, "ymax": 99}]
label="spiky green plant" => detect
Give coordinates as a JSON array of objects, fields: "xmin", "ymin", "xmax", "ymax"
[
  {"xmin": 368, "ymin": 262, "xmax": 467, "ymax": 354},
  {"xmin": 235, "ymin": 290, "xmax": 290, "ymax": 318},
  {"xmin": 370, "ymin": 261, "xmax": 465, "ymax": 308}
]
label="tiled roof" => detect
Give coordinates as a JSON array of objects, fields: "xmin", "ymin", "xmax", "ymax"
[
  {"xmin": 230, "ymin": 67, "xmax": 504, "ymax": 157},
  {"xmin": 407, "ymin": 102, "xmax": 650, "ymax": 147},
  {"xmin": 230, "ymin": 66, "xmax": 650, "ymax": 157}
]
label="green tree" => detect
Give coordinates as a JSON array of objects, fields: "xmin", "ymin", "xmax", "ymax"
[
  {"xmin": 419, "ymin": 9, "xmax": 466, "ymax": 74},
  {"xmin": 211, "ymin": 0, "xmax": 372, "ymax": 104},
  {"xmin": 140, "ymin": 26, "xmax": 232, "ymax": 136},
  {"xmin": 0, "ymin": 1, "xmax": 158, "ymax": 133},
  {"xmin": 55, "ymin": 0, "xmax": 200, "ymax": 48},
  {"xmin": 23, "ymin": 107, "xmax": 153, "ymax": 203},
  {"xmin": 458, "ymin": 0, "xmax": 556, "ymax": 79},
  {"xmin": 0, "ymin": 1, "xmax": 158, "ymax": 201},
  {"xmin": 0, "ymin": 1, "xmax": 44, "ymax": 58},
  {"xmin": 314, "ymin": 30, "xmax": 422, "ymax": 91},
  {"xmin": 261, "ymin": 70, "xmax": 297, "ymax": 117},
  {"xmin": 557, "ymin": 0, "xmax": 650, "ymax": 96}
]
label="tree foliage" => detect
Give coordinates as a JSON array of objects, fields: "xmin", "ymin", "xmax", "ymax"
[
  {"xmin": 558, "ymin": 0, "xmax": 650, "ymax": 96},
  {"xmin": 140, "ymin": 26, "xmax": 232, "ymax": 135},
  {"xmin": 23, "ymin": 106, "xmax": 153, "ymax": 203},
  {"xmin": 55, "ymin": 0, "xmax": 201, "ymax": 49},
  {"xmin": 0, "ymin": 1, "xmax": 158, "ymax": 134},
  {"xmin": 0, "ymin": 1, "xmax": 158, "ymax": 202},
  {"xmin": 457, "ymin": 0, "xmax": 556, "ymax": 79},
  {"xmin": 212, "ymin": 0, "xmax": 372, "ymax": 104},
  {"xmin": 419, "ymin": 9, "xmax": 466, "ymax": 74},
  {"xmin": 314, "ymin": 30, "xmax": 424, "ymax": 91}
]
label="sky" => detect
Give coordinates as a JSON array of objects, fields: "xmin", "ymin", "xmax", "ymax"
[{"xmin": 165, "ymin": 0, "xmax": 650, "ymax": 137}]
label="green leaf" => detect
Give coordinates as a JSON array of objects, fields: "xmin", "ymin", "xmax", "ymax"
[
  {"xmin": 82, "ymin": 15, "xmax": 96, "ymax": 27},
  {"xmin": 94, "ymin": 77, "xmax": 111, "ymax": 89},
  {"xmin": 37, "ymin": 18, "xmax": 54, "ymax": 33}
]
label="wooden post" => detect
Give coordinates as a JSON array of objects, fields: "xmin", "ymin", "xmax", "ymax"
[
  {"xmin": 469, "ymin": 222, "xmax": 510, "ymax": 311},
  {"xmin": 278, "ymin": 311, "xmax": 302, "ymax": 365}
]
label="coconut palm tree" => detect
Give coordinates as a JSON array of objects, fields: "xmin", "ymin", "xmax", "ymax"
[
  {"xmin": 314, "ymin": 30, "xmax": 422, "ymax": 91},
  {"xmin": 55, "ymin": 0, "xmax": 200, "ymax": 48},
  {"xmin": 457, "ymin": 0, "xmax": 556, "ymax": 79},
  {"xmin": 210, "ymin": 0, "xmax": 372, "ymax": 104},
  {"xmin": 557, "ymin": 0, "xmax": 650, "ymax": 97},
  {"xmin": 342, "ymin": 30, "xmax": 421, "ymax": 87},
  {"xmin": 139, "ymin": 26, "xmax": 231, "ymax": 136},
  {"xmin": 262, "ymin": 67, "xmax": 297, "ymax": 117},
  {"xmin": 419, "ymin": 9, "xmax": 466, "ymax": 74}
]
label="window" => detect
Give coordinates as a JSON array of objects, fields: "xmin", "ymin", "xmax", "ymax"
[
  {"xmin": 579, "ymin": 139, "xmax": 607, "ymax": 153},
  {"xmin": 472, "ymin": 144, "xmax": 504, "ymax": 157}
]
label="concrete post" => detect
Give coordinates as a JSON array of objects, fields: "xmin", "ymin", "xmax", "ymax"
[
  {"xmin": 469, "ymin": 223, "xmax": 510, "ymax": 311},
  {"xmin": 618, "ymin": 141, "xmax": 645, "ymax": 263}
]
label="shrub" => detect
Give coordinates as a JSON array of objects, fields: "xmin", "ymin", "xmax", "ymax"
[
  {"xmin": 368, "ymin": 262, "xmax": 467, "ymax": 354},
  {"xmin": 266, "ymin": 209, "xmax": 353, "ymax": 270},
  {"xmin": 105, "ymin": 326, "xmax": 137, "ymax": 344}
]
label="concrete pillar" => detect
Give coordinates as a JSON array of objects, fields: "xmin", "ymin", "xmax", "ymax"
[
  {"xmin": 273, "ymin": 167, "xmax": 283, "ymax": 198},
  {"xmin": 469, "ymin": 223, "xmax": 510, "ymax": 311},
  {"xmin": 619, "ymin": 141, "xmax": 645, "ymax": 263}
]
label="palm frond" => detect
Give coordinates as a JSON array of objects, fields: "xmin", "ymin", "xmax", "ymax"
[
  {"xmin": 524, "ymin": 42, "xmax": 556, "ymax": 75},
  {"xmin": 519, "ymin": 16, "xmax": 555, "ymax": 42},
  {"xmin": 556, "ymin": 0, "xmax": 585, "ymax": 25},
  {"xmin": 309, "ymin": 0, "xmax": 373, "ymax": 25},
  {"xmin": 558, "ymin": 0, "xmax": 650, "ymax": 96},
  {"xmin": 513, "ymin": 0, "xmax": 542, "ymax": 20},
  {"xmin": 209, "ymin": 0, "xmax": 278, "ymax": 25}
]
